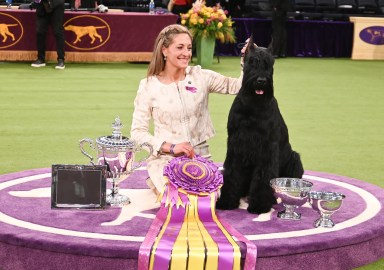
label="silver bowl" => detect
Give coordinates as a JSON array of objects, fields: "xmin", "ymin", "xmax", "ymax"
[
  {"xmin": 270, "ymin": 178, "xmax": 313, "ymax": 220},
  {"xmin": 309, "ymin": 191, "xmax": 346, "ymax": 228}
]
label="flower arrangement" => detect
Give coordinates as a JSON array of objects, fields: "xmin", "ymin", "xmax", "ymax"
[{"xmin": 180, "ymin": 0, "xmax": 236, "ymax": 44}]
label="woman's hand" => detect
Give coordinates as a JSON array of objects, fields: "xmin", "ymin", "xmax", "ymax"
[
  {"xmin": 173, "ymin": 142, "xmax": 195, "ymax": 158},
  {"xmin": 240, "ymin": 38, "xmax": 257, "ymax": 67},
  {"xmin": 240, "ymin": 38, "xmax": 250, "ymax": 67},
  {"xmin": 161, "ymin": 141, "xmax": 195, "ymax": 158}
]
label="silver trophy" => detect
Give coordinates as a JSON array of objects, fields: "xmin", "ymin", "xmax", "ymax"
[
  {"xmin": 309, "ymin": 191, "xmax": 346, "ymax": 228},
  {"xmin": 79, "ymin": 117, "xmax": 153, "ymax": 206},
  {"xmin": 270, "ymin": 178, "xmax": 313, "ymax": 220}
]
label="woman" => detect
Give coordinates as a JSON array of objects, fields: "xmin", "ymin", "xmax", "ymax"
[{"xmin": 130, "ymin": 24, "xmax": 246, "ymax": 195}]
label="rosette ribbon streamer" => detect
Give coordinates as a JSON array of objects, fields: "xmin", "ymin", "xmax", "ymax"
[{"xmin": 138, "ymin": 156, "xmax": 257, "ymax": 270}]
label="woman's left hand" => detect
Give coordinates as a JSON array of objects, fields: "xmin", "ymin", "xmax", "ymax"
[{"xmin": 173, "ymin": 142, "xmax": 195, "ymax": 158}]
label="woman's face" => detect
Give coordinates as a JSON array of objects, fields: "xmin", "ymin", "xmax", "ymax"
[{"xmin": 163, "ymin": 33, "xmax": 192, "ymax": 69}]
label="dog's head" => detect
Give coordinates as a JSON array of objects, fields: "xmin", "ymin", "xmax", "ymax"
[
  {"xmin": 240, "ymin": 36, "xmax": 275, "ymax": 103},
  {"xmin": 64, "ymin": 25, "xmax": 73, "ymax": 30}
]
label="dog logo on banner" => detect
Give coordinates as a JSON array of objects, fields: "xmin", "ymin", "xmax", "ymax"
[
  {"xmin": 359, "ymin": 26, "xmax": 384, "ymax": 45},
  {"xmin": 0, "ymin": 12, "xmax": 23, "ymax": 49},
  {"xmin": 64, "ymin": 15, "xmax": 110, "ymax": 50}
]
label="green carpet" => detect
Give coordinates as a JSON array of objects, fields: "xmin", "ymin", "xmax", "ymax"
[{"xmin": 0, "ymin": 57, "xmax": 383, "ymax": 269}]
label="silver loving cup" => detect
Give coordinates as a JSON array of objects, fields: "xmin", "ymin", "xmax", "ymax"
[
  {"xmin": 270, "ymin": 178, "xmax": 313, "ymax": 220},
  {"xmin": 309, "ymin": 191, "xmax": 346, "ymax": 228},
  {"xmin": 79, "ymin": 117, "xmax": 153, "ymax": 206}
]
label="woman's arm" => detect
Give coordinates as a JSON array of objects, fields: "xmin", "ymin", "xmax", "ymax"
[
  {"xmin": 202, "ymin": 40, "xmax": 251, "ymax": 94},
  {"xmin": 130, "ymin": 80, "xmax": 164, "ymax": 156},
  {"xmin": 203, "ymin": 68, "xmax": 243, "ymax": 95},
  {"xmin": 167, "ymin": 0, "xmax": 174, "ymax": 11}
]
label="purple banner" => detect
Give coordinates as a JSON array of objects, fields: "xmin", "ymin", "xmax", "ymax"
[{"xmin": 0, "ymin": 10, "xmax": 177, "ymax": 52}]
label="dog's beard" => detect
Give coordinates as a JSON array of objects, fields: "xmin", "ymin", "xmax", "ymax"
[
  {"xmin": 254, "ymin": 79, "xmax": 271, "ymax": 96},
  {"xmin": 242, "ymin": 74, "xmax": 273, "ymax": 100}
]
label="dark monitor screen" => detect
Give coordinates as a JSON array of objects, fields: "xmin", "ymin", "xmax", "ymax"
[{"xmin": 51, "ymin": 164, "xmax": 107, "ymax": 209}]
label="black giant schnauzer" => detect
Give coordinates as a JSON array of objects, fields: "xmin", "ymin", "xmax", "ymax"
[{"xmin": 216, "ymin": 38, "xmax": 304, "ymax": 214}]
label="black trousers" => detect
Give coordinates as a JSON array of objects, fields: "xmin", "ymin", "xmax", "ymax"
[
  {"xmin": 35, "ymin": 3, "xmax": 65, "ymax": 61},
  {"xmin": 271, "ymin": 9, "xmax": 287, "ymax": 57}
]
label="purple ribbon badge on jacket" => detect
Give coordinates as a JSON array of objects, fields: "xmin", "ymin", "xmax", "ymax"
[{"xmin": 185, "ymin": 85, "xmax": 197, "ymax": 93}]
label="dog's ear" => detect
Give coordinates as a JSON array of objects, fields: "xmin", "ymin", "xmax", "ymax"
[
  {"xmin": 244, "ymin": 35, "xmax": 257, "ymax": 57},
  {"xmin": 247, "ymin": 35, "xmax": 256, "ymax": 52}
]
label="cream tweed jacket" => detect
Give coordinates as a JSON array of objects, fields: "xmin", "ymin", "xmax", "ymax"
[{"xmin": 130, "ymin": 65, "xmax": 243, "ymax": 192}]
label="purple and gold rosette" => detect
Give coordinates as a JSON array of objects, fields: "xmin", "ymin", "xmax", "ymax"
[
  {"xmin": 161, "ymin": 155, "xmax": 223, "ymax": 208},
  {"xmin": 138, "ymin": 156, "xmax": 257, "ymax": 270},
  {"xmin": 165, "ymin": 155, "xmax": 223, "ymax": 194}
]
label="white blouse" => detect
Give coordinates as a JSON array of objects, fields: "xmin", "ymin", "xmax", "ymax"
[{"xmin": 130, "ymin": 65, "xmax": 243, "ymax": 155}]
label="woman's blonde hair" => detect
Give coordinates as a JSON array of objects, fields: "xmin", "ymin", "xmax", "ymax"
[{"xmin": 147, "ymin": 24, "xmax": 193, "ymax": 77}]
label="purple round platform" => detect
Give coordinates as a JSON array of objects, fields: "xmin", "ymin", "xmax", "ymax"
[{"xmin": 0, "ymin": 167, "xmax": 383, "ymax": 270}]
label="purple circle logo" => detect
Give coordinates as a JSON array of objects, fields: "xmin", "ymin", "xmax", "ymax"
[{"xmin": 359, "ymin": 26, "xmax": 384, "ymax": 45}]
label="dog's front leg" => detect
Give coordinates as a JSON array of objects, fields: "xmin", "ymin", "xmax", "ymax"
[
  {"xmin": 216, "ymin": 167, "xmax": 244, "ymax": 210},
  {"xmin": 247, "ymin": 169, "xmax": 278, "ymax": 214}
]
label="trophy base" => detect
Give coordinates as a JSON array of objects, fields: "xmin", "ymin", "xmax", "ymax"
[
  {"xmin": 314, "ymin": 217, "xmax": 335, "ymax": 228},
  {"xmin": 106, "ymin": 193, "xmax": 131, "ymax": 207},
  {"xmin": 277, "ymin": 210, "xmax": 302, "ymax": 220}
]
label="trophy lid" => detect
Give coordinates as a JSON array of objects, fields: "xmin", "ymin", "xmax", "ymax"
[{"xmin": 95, "ymin": 116, "xmax": 136, "ymax": 150}]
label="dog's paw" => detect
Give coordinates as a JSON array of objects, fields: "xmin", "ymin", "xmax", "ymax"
[
  {"xmin": 216, "ymin": 198, "xmax": 239, "ymax": 210},
  {"xmin": 247, "ymin": 204, "xmax": 273, "ymax": 215}
]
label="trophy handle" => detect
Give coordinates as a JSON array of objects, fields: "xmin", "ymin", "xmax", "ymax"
[
  {"xmin": 79, "ymin": 138, "xmax": 95, "ymax": 165},
  {"xmin": 131, "ymin": 142, "xmax": 153, "ymax": 171}
]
